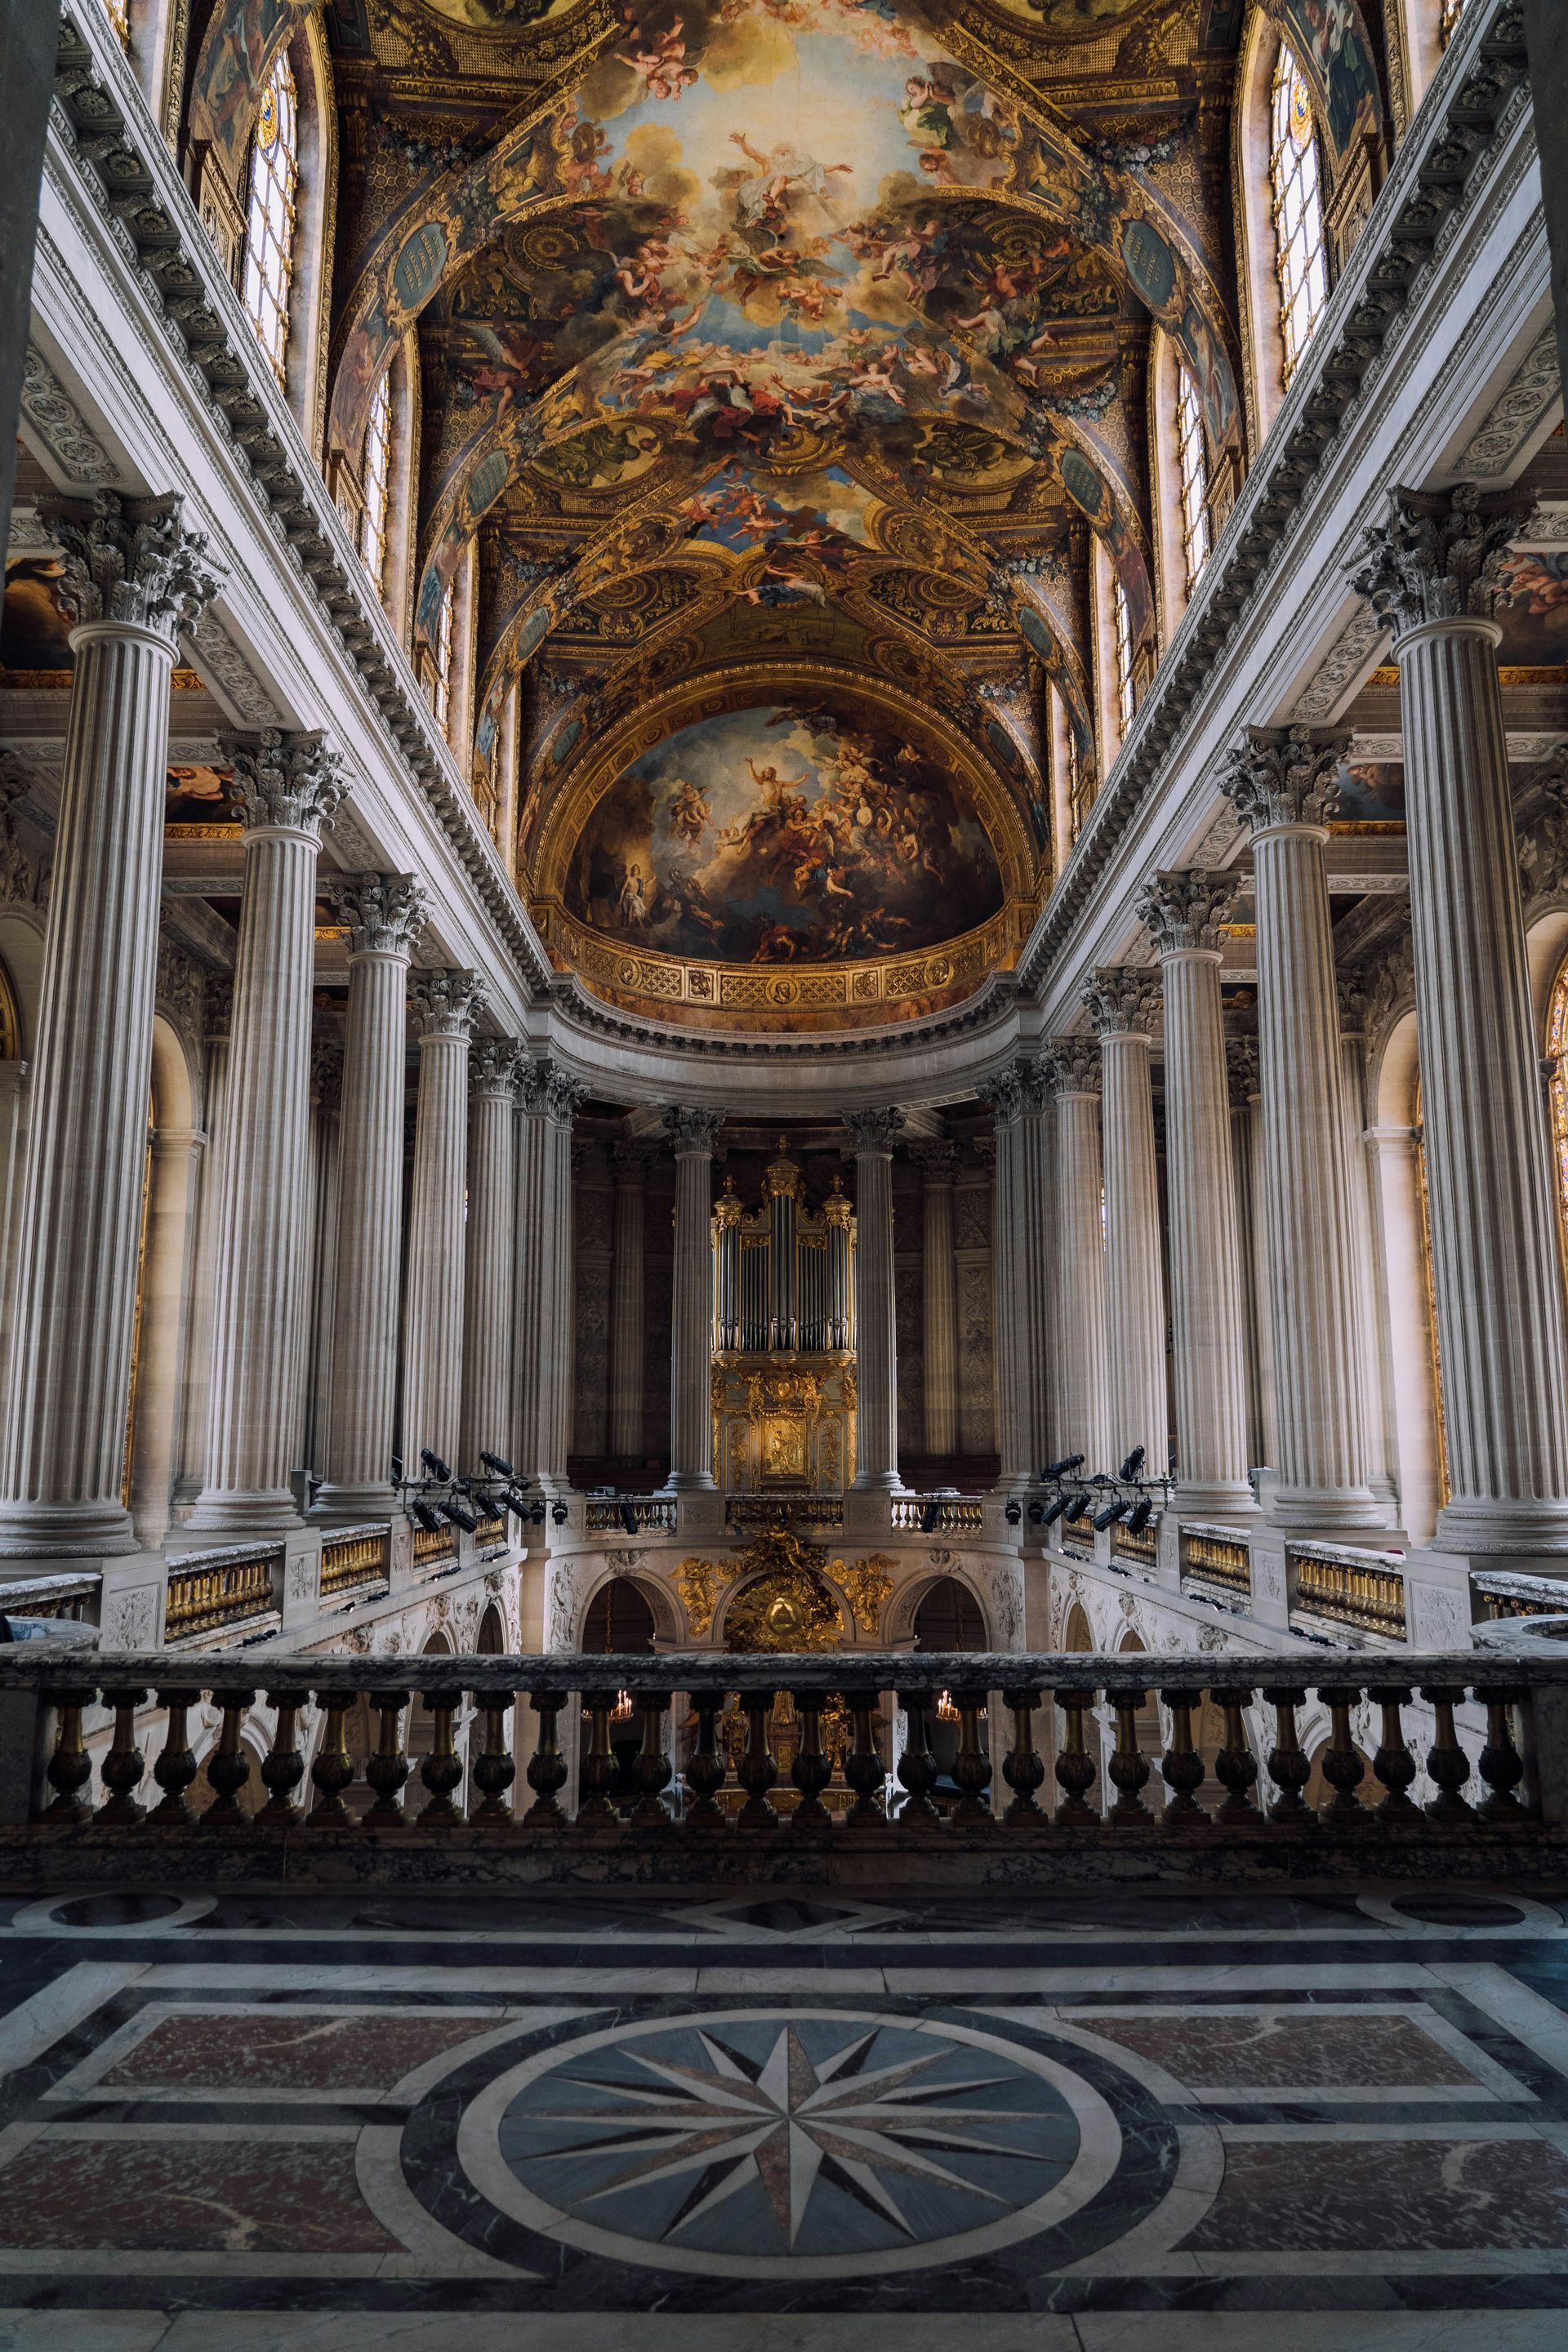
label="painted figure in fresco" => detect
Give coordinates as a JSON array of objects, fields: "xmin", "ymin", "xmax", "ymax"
[
  {"xmin": 1285, "ymin": 0, "xmax": 1379, "ymax": 154},
  {"xmin": 616, "ymin": 14, "xmax": 698, "ymax": 100},
  {"xmin": 726, "ymin": 133, "xmax": 853, "ymax": 242},
  {"xmin": 669, "ymin": 777, "xmax": 711, "ymax": 846}
]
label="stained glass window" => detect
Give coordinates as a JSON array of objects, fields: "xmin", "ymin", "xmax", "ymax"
[
  {"xmin": 1112, "ymin": 576, "xmax": 1134, "ymax": 733},
  {"xmin": 1176, "ymin": 363, "xmax": 1210, "ymax": 592},
  {"xmin": 243, "ymin": 55, "xmax": 298, "ymax": 388},
  {"xmin": 360, "ymin": 368, "xmax": 393, "ymax": 595},
  {"xmin": 434, "ymin": 577, "xmax": 455, "ymax": 735},
  {"xmin": 1269, "ymin": 42, "xmax": 1329, "ymax": 386}
]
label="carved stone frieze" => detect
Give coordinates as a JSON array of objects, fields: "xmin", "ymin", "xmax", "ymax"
[
  {"xmin": 1287, "ymin": 604, "xmax": 1388, "ymax": 723},
  {"xmin": 185, "ymin": 612, "xmax": 284, "ymax": 726},
  {"xmin": 20, "ymin": 346, "xmax": 118, "ymax": 485},
  {"xmin": 1454, "ymin": 322, "xmax": 1562, "ymax": 479}
]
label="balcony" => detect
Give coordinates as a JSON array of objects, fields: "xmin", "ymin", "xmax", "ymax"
[{"xmin": 1288, "ymin": 1542, "xmax": 1409, "ymax": 1644}]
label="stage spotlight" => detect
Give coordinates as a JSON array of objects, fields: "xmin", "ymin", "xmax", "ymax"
[
  {"xmin": 1040, "ymin": 1494, "xmax": 1068, "ymax": 1528},
  {"xmin": 551, "ymin": 1500, "xmax": 569, "ymax": 1526},
  {"xmin": 621, "ymin": 1500, "xmax": 640, "ymax": 1535},
  {"xmin": 479, "ymin": 1451, "xmax": 515, "ymax": 1479},
  {"xmin": 1027, "ymin": 1501, "xmax": 1044, "ymax": 1525},
  {"xmin": 1064, "ymin": 1490, "xmax": 1091, "ymax": 1522},
  {"xmin": 1118, "ymin": 1446, "xmax": 1147, "ymax": 1483},
  {"xmin": 1092, "ymin": 1499, "xmax": 1128, "ymax": 1531},
  {"xmin": 501, "ymin": 1487, "xmax": 534, "ymax": 1518},
  {"xmin": 421, "ymin": 1449, "xmax": 452, "ymax": 1482},
  {"xmin": 1126, "ymin": 1497, "xmax": 1155, "ymax": 1535},
  {"xmin": 919, "ymin": 1496, "xmax": 941, "ymax": 1533},
  {"xmin": 410, "ymin": 1499, "xmax": 443, "ymax": 1535},
  {"xmin": 528, "ymin": 1501, "xmax": 547, "ymax": 1525},
  {"xmin": 443, "ymin": 1495, "xmax": 482, "ymax": 1534},
  {"xmin": 1042, "ymin": 1454, "xmax": 1085, "ymax": 1479},
  {"xmin": 1004, "ymin": 1499, "xmax": 1022, "ymax": 1525}
]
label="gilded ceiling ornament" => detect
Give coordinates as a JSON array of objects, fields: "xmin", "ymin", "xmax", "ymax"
[
  {"xmin": 719, "ymin": 1531, "xmax": 846, "ymax": 1655},
  {"xmin": 1351, "ymin": 483, "xmax": 1534, "ymax": 638}
]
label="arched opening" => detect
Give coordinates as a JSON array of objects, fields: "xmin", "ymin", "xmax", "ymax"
[
  {"xmin": 1234, "ymin": 7, "xmax": 1329, "ymax": 450},
  {"xmin": 584, "ymin": 1575, "xmax": 657, "ymax": 1805},
  {"xmin": 1062, "ymin": 1601, "xmax": 1094, "ymax": 1654},
  {"xmin": 911, "ymin": 1576, "xmax": 987, "ymax": 1651},
  {"xmin": 477, "ymin": 1602, "xmax": 506, "ymax": 1655}
]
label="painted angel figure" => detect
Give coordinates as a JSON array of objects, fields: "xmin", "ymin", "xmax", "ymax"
[
  {"xmin": 727, "ymin": 132, "xmax": 852, "ymax": 238},
  {"xmin": 616, "ymin": 16, "xmax": 698, "ymax": 100},
  {"xmin": 668, "ymin": 777, "xmax": 710, "ymax": 848}
]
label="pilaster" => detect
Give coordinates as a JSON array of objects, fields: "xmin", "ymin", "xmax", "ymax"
[
  {"xmin": 844, "ymin": 1106, "xmax": 905, "ymax": 1494},
  {"xmin": 1082, "ymin": 968, "xmax": 1167, "ymax": 1480}
]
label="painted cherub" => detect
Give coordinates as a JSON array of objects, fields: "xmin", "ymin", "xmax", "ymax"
[
  {"xmin": 616, "ymin": 15, "xmax": 698, "ymax": 100},
  {"xmin": 668, "ymin": 777, "xmax": 710, "ymax": 848}
]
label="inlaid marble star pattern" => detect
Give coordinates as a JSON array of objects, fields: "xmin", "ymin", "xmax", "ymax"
[{"xmin": 498, "ymin": 2015, "xmax": 1080, "ymax": 2256}]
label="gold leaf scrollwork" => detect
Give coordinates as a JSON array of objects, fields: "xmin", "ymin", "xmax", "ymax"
[
  {"xmin": 675, "ymin": 1555, "xmax": 726, "ymax": 1642},
  {"xmin": 834, "ymin": 1553, "xmax": 895, "ymax": 1639}
]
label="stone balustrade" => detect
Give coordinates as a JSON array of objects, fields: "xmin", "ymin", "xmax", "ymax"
[
  {"xmin": 1287, "ymin": 1541, "xmax": 1410, "ymax": 1643},
  {"xmin": 583, "ymin": 1498, "xmax": 679, "ymax": 1535}
]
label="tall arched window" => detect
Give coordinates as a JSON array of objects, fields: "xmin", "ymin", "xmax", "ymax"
[
  {"xmin": 1112, "ymin": 576, "xmax": 1134, "ymax": 732},
  {"xmin": 360, "ymin": 368, "xmax": 393, "ymax": 595},
  {"xmin": 1269, "ymin": 42, "xmax": 1329, "ymax": 386},
  {"xmin": 243, "ymin": 54, "xmax": 299, "ymax": 388},
  {"xmin": 1176, "ymin": 363, "xmax": 1210, "ymax": 593},
  {"xmin": 433, "ymin": 577, "xmax": 455, "ymax": 735}
]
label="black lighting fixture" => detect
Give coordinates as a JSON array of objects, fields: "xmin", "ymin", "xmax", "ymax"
[
  {"xmin": 1125, "ymin": 1497, "xmax": 1155, "ymax": 1535},
  {"xmin": 479, "ymin": 1451, "xmax": 515, "ymax": 1479},
  {"xmin": 621, "ymin": 1500, "xmax": 641, "ymax": 1535},
  {"xmin": 1027, "ymin": 1500, "xmax": 1044, "ymax": 1525},
  {"xmin": 1041, "ymin": 1454, "xmax": 1085, "ymax": 1480},
  {"xmin": 1004, "ymin": 1499, "xmax": 1022, "ymax": 1526},
  {"xmin": 443, "ymin": 1494, "xmax": 483, "ymax": 1535},
  {"xmin": 919, "ymin": 1496, "xmax": 942, "ymax": 1533},
  {"xmin": 501, "ymin": 1486, "xmax": 535, "ymax": 1519},
  {"xmin": 410, "ymin": 1499, "xmax": 444, "ymax": 1535},
  {"xmin": 1118, "ymin": 1446, "xmax": 1146, "ymax": 1483},
  {"xmin": 1040, "ymin": 1493, "xmax": 1069, "ymax": 1529},
  {"xmin": 1064, "ymin": 1490, "xmax": 1091, "ymax": 1522},
  {"xmin": 551, "ymin": 1499, "xmax": 569, "ymax": 1526},
  {"xmin": 421, "ymin": 1448, "xmax": 452, "ymax": 1482},
  {"xmin": 1092, "ymin": 1497, "xmax": 1128, "ymax": 1531}
]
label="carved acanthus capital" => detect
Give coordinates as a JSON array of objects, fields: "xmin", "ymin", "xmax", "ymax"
[
  {"xmin": 203, "ymin": 973, "xmax": 234, "ymax": 1037},
  {"xmin": 1136, "ymin": 867, "xmax": 1240, "ymax": 954},
  {"xmin": 545, "ymin": 1067, "xmax": 587, "ymax": 1124},
  {"xmin": 842, "ymin": 1106, "xmax": 906, "ymax": 1155},
  {"xmin": 336, "ymin": 871, "xmax": 425, "ymax": 960},
  {"xmin": 1046, "ymin": 1036, "xmax": 1102, "ymax": 1097},
  {"xmin": 978, "ymin": 1067, "xmax": 1024, "ymax": 1129},
  {"xmin": 1351, "ymin": 482, "xmax": 1532, "ymax": 637},
  {"xmin": 410, "ymin": 968, "xmax": 484, "ymax": 1041},
  {"xmin": 38, "ymin": 490, "xmax": 221, "ymax": 643},
  {"xmin": 310, "ymin": 1036, "xmax": 344, "ymax": 1105},
  {"xmin": 1224, "ymin": 1035, "xmax": 1259, "ymax": 1107},
  {"xmin": 1081, "ymin": 966, "xmax": 1159, "ymax": 1037},
  {"xmin": 1336, "ymin": 975, "xmax": 1370, "ymax": 1037},
  {"xmin": 470, "ymin": 1038, "xmax": 522, "ymax": 1096},
  {"xmin": 220, "ymin": 729, "xmax": 349, "ymax": 838},
  {"xmin": 612, "ymin": 1137, "xmax": 657, "ymax": 1178},
  {"xmin": 908, "ymin": 1139, "xmax": 958, "ymax": 1179},
  {"xmin": 662, "ymin": 1103, "xmax": 726, "ymax": 1156},
  {"xmin": 1220, "ymin": 725, "xmax": 1347, "ymax": 834}
]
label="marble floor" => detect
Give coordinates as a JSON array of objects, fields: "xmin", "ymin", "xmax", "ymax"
[{"xmin": 0, "ymin": 1882, "xmax": 1566, "ymax": 2348}]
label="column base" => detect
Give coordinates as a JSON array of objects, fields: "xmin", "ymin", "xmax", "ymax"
[
  {"xmin": 1169, "ymin": 1481, "xmax": 1258, "ymax": 1519},
  {"xmin": 310, "ymin": 1483, "xmax": 399, "ymax": 1526},
  {"xmin": 851, "ymin": 1472, "xmax": 903, "ymax": 1493},
  {"xmin": 0, "ymin": 1500, "xmax": 140, "ymax": 1559},
  {"xmin": 176, "ymin": 1490, "xmax": 305, "ymax": 1544},
  {"xmin": 1264, "ymin": 1482, "xmax": 1392, "ymax": 1535},
  {"xmin": 666, "ymin": 1472, "xmax": 716, "ymax": 1492},
  {"xmin": 1435, "ymin": 1498, "xmax": 1568, "ymax": 1556}
]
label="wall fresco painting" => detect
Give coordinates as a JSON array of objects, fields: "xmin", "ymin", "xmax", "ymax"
[
  {"xmin": 565, "ymin": 702, "xmax": 1003, "ymax": 962},
  {"xmin": 1, "ymin": 556, "xmax": 74, "ymax": 672},
  {"xmin": 1271, "ymin": 0, "xmax": 1379, "ymax": 158},
  {"xmin": 1494, "ymin": 552, "xmax": 1568, "ymax": 668},
  {"xmin": 1334, "ymin": 760, "xmax": 1405, "ymax": 826}
]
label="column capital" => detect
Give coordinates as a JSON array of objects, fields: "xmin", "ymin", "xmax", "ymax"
[
  {"xmin": 1225, "ymin": 1033, "xmax": 1260, "ymax": 1107},
  {"xmin": 203, "ymin": 973, "xmax": 234, "ymax": 1039},
  {"xmin": 310, "ymin": 1035, "xmax": 343, "ymax": 1107},
  {"xmin": 1220, "ymin": 724, "xmax": 1347, "ymax": 833},
  {"xmin": 221, "ymin": 729, "xmax": 349, "ymax": 838},
  {"xmin": 1336, "ymin": 974, "xmax": 1370, "ymax": 1038},
  {"xmin": 1351, "ymin": 482, "xmax": 1532, "ymax": 638},
  {"xmin": 410, "ymin": 968, "xmax": 484, "ymax": 1041},
  {"xmin": 662, "ymin": 1103, "xmax": 725, "ymax": 1156},
  {"xmin": 907, "ymin": 1138, "xmax": 958, "ymax": 1178},
  {"xmin": 544, "ymin": 1065, "xmax": 587, "ymax": 1125},
  {"xmin": 1136, "ymin": 867, "xmax": 1240, "ymax": 953},
  {"xmin": 612, "ymin": 1136, "xmax": 658, "ymax": 1178},
  {"xmin": 978, "ymin": 1058, "xmax": 1049, "ymax": 1127},
  {"xmin": 470, "ymin": 1037, "xmax": 522, "ymax": 1096},
  {"xmin": 336, "ymin": 871, "xmax": 426, "ymax": 960},
  {"xmin": 39, "ymin": 489, "xmax": 221, "ymax": 644},
  {"xmin": 1045, "ymin": 1036, "xmax": 1102, "ymax": 1098},
  {"xmin": 842, "ymin": 1105, "xmax": 906, "ymax": 1155},
  {"xmin": 1081, "ymin": 966, "xmax": 1159, "ymax": 1038}
]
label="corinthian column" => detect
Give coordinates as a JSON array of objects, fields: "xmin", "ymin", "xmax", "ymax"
[
  {"xmin": 1226, "ymin": 1032, "xmax": 1277, "ymax": 1473},
  {"xmin": 1221, "ymin": 727, "xmax": 1381, "ymax": 1530},
  {"xmin": 608, "ymin": 1141, "xmax": 653, "ymax": 1463},
  {"xmin": 911, "ymin": 1141, "xmax": 958, "ymax": 1461},
  {"xmin": 1136, "ymin": 873, "xmax": 1254, "ymax": 1513},
  {"xmin": 984, "ymin": 1066, "xmax": 1056, "ymax": 1486},
  {"xmin": 461, "ymin": 1039, "xmax": 521, "ymax": 1475},
  {"xmin": 400, "ymin": 971, "xmax": 483, "ymax": 1477},
  {"xmin": 314, "ymin": 875, "xmax": 425, "ymax": 1521},
  {"xmin": 515, "ymin": 1060, "xmax": 584, "ymax": 1490},
  {"xmin": 662, "ymin": 1105, "xmax": 724, "ymax": 1490},
  {"xmin": 844, "ymin": 1107, "xmax": 905, "ymax": 1490},
  {"xmin": 1354, "ymin": 483, "xmax": 1568, "ymax": 1554},
  {"xmin": 187, "ymin": 731, "xmax": 346, "ymax": 1537},
  {"xmin": 1083, "ymin": 970, "xmax": 1167, "ymax": 1479},
  {"xmin": 0, "ymin": 493, "xmax": 219, "ymax": 1557},
  {"xmin": 1047, "ymin": 1040, "xmax": 1110, "ymax": 1472}
]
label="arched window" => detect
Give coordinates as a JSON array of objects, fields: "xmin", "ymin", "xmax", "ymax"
[
  {"xmin": 243, "ymin": 55, "xmax": 299, "ymax": 388},
  {"xmin": 1268, "ymin": 42, "xmax": 1329, "ymax": 386},
  {"xmin": 360, "ymin": 368, "xmax": 393, "ymax": 595},
  {"xmin": 1112, "ymin": 576, "xmax": 1134, "ymax": 732},
  {"xmin": 1176, "ymin": 363, "xmax": 1210, "ymax": 592},
  {"xmin": 433, "ymin": 577, "xmax": 455, "ymax": 735}
]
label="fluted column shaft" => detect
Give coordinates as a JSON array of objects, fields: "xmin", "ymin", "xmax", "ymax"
[
  {"xmin": 664, "ymin": 1106, "xmax": 724, "ymax": 1490},
  {"xmin": 1018, "ymin": 1079, "xmax": 1057, "ymax": 1470},
  {"xmin": 1367, "ymin": 1125, "xmax": 1442, "ymax": 1546},
  {"xmin": 1048, "ymin": 1045, "xmax": 1109, "ymax": 1473},
  {"xmin": 461, "ymin": 1042, "xmax": 520, "ymax": 1473},
  {"xmin": 315, "ymin": 879, "xmax": 423, "ymax": 1520},
  {"xmin": 1228, "ymin": 1040, "xmax": 1278, "ymax": 1470},
  {"xmin": 845, "ymin": 1107, "xmax": 904, "ymax": 1491},
  {"xmin": 189, "ymin": 733, "xmax": 345, "ymax": 1535},
  {"xmin": 1085, "ymin": 975, "xmax": 1167, "ymax": 1477},
  {"xmin": 0, "ymin": 495, "xmax": 218, "ymax": 1556},
  {"xmin": 609, "ymin": 1144, "xmax": 650, "ymax": 1461},
  {"xmin": 514, "ymin": 1062, "xmax": 584, "ymax": 1490},
  {"xmin": 175, "ymin": 999, "xmax": 230, "ymax": 1503},
  {"xmin": 916, "ymin": 1145, "xmax": 958, "ymax": 1460},
  {"xmin": 984, "ymin": 1088, "xmax": 1027, "ymax": 1486},
  {"xmin": 401, "ymin": 972, "xmax": 483, "ymax": 1477}
]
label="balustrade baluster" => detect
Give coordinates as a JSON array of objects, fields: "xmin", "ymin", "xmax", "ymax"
[
  {"xmin": 1420, "ymin": 1684, "xmax": 1473, "ymax": 1825},
  {"xmin": 472, "ymin": 1690, "xmax": 518, "ymax": 1825},
  {"xmin": 419, "ymin": 1688, "xmax": 466, "ymax": 1827},
  {"xmin": 630, "ymin": 1690, "xmax": 674, "ymax": 1829},
  {"xmin": 307, "ymin": 1691, "xmax": 356, "ymax": 1825},
  {"xmin": 257, "ymin": 1688, "xmax": 309, "ymax": 1826},
  {"xmin": 737, "ymin": 1689, "xmax": 779, "ymax": 1830},
  {"xmin": 1477, "ymin": 1688, "xmax": 1528, "ymax": 1821},
  {"xmin": 951, "ymin": 1686, "xmax": 993, "ymax": 1827},
  {"xmin": 1316, "ymin": 1686, "xmax": 1369, "ymax": 1822},
  {"xmin": 363, "ymin": 1689, "xmax": 411, "ymax": 1828},
  {"xmin": 41, "ymin": 1686, "xmax": 95, "ymax": 1824},
  {"xmin": 1159, "ymin": 1687, "xmax": 1208, "ymax": 1825},
  {"xmin": 524, "ymin": 1690, "xmax": 569, "ymax": 1829},
  {"xmin": 1001, "ymin": 1686, "xmax": 1047, "ymax": 1826},
  {"xmin": 789, "ymin": 1690, "xmax": 833, "ymax": 1833},
  {"xmin": 148, "ymin": 1687, "xmax": 202, "ymax": 1825},
  {"xmin": 97, "ymin": 1686, "xmax": 150, "ymax": 1824},
  {"xmin": 1106, "ymin": 1687, "xmax": 1152, "ymax": 1825},
  {"xmin": 894, "ymin": 1689, "xmax": 939, "ymax": 1824},
  {"xmin": 1262, "ymin": 1685, "xmax": 1312, "ymax": 1820},
  {"xmin": 1212, "ymin": 1687, "xmax": 1262, "ymax": 1826},
  {"xmin": 842, "ymin": 1687, "xmax": 889, "ymax": 1829},
  {"xmin": 201, "ymin": 1689, "xmax": 256, "ymax": 1827},
  {"xmin": 1052, "ymin": 1687, "xmax": 1098, "ymax": 1826},
  {"xmin": 684, "ymin": 1692, "xmax": 728, "ymax": 1830},
  {"xmin": 1367, "ymin": 1684, "xmax": 1419, "ymax": 1821}
]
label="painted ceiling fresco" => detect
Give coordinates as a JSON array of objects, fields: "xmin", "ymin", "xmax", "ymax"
[{"xmin": 564, "ymin": 699, "xmax": 1004, "ymax": 961}]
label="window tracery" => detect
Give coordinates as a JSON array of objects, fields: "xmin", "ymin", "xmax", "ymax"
[
  {"xmin": 1176, "ymin": 364, "xmax": 1211, "ymax": 593},
  {"xmin": 1269, "ymin": 41, "xmax": 1329, "ymax": 387},
  {"xmin": 360, "ymin": 368, "xmax": 393, "ymax": 595},
  {"xmin": 434, "ymin": 577, "xmax": 455, "ymax": 736},
  {"xmin": 1112, "ymin": 577, "xmax": 1134, "ymax": 733},
  {"xmin": 243, "ymin": 55, "xmax": 299, "ymax": 389}
]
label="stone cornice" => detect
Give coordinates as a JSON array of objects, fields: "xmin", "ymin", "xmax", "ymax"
[{"xmin": 541, "ymin": 970, "xmax": 1022, "ymax": 1064}]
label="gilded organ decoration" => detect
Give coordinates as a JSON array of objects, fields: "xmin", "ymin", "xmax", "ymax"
[
  {"xmin": 711, "ymin": 1145, "xmax": 856, "ymax": 1494},
  {"xmin": 834, "ymin": 1554, "xmax": 896, "ymax": 1639}
]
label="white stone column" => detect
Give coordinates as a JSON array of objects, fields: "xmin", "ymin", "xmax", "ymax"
[
  {"xmin": 1337, "ymin": 987, "xmax": 1400, "ymax": 1512},
  {"xmin": 1018, "ymin": 1067, "xmax": 1057, "ymax": 1471},
  {"xmin": 609, "ymin": 1141, "xmax": 652, "ymax": 1463},
  {"xmin": 1367, "ymin": 1124, "xmax": 1443, "ymax": 1546},
  {"xmin": 844, "ymin": 1107, "xmax": 905, "ymax": 1491},
  {"xmin": 1082, "ymin": 970, "xmax": 1167, "ymax": 1479},
  {"xmin": 515, "ymin": 1060, "xmax": 585, "ymax": 1490},
  {"xmin": 1356, "ymin": 484, "xmax": 1568, "ymax": 1555},
  {"xmin": 980, "ymin": 1071, "xmax": 1027, "ymax": 1487},
  {"xmin": 127, "ymin": 1124, "xmax": 203, "ymax": 1549},
  {"xmin": 0, "ymin": 493, "xmax": 218, "ymax": 1557},
  {"xmin": 313, "ymin": 876, "xmax": 424, "ymax": 1520},
  {"xmin": 662, "ymin": 1105, "xmax": 724, "ymax": 1490},
  {"xmin": 912, "ymin": 1141, "xmax": 959, "ymax": 1461},
  {"xmin": 1046, "ymin": 1040, "xmax": 1110, "ymax": 1473},
  {"xmin": 1135, "ymin": 873, "xmax": 1254, "ymax": 1513},
  {"xmin": 461, "ymin": 1038, "xmax": 521, "ymax": 1472},
  {"xmin": 1226, "ymin": 1034, "xmax": 1277, "ymax": 1474},
  {"xmin": 400, "ymin": 970, "xmax": 483, "ymax": 1477},
  {"xmin": 1222, "ymin": 726, "xmax": 1381, "ymax": 1530},
  {"xmin": 297, "ymin": 1036, "xmax": 341, "ymax": 1482},
  {"xmin": 187, "ymin": 731, "xmax": 346, "ymax": 1537},
  {"xmin": 497, "ymin": 685, "xmax": 520, "ymax": 882}
]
